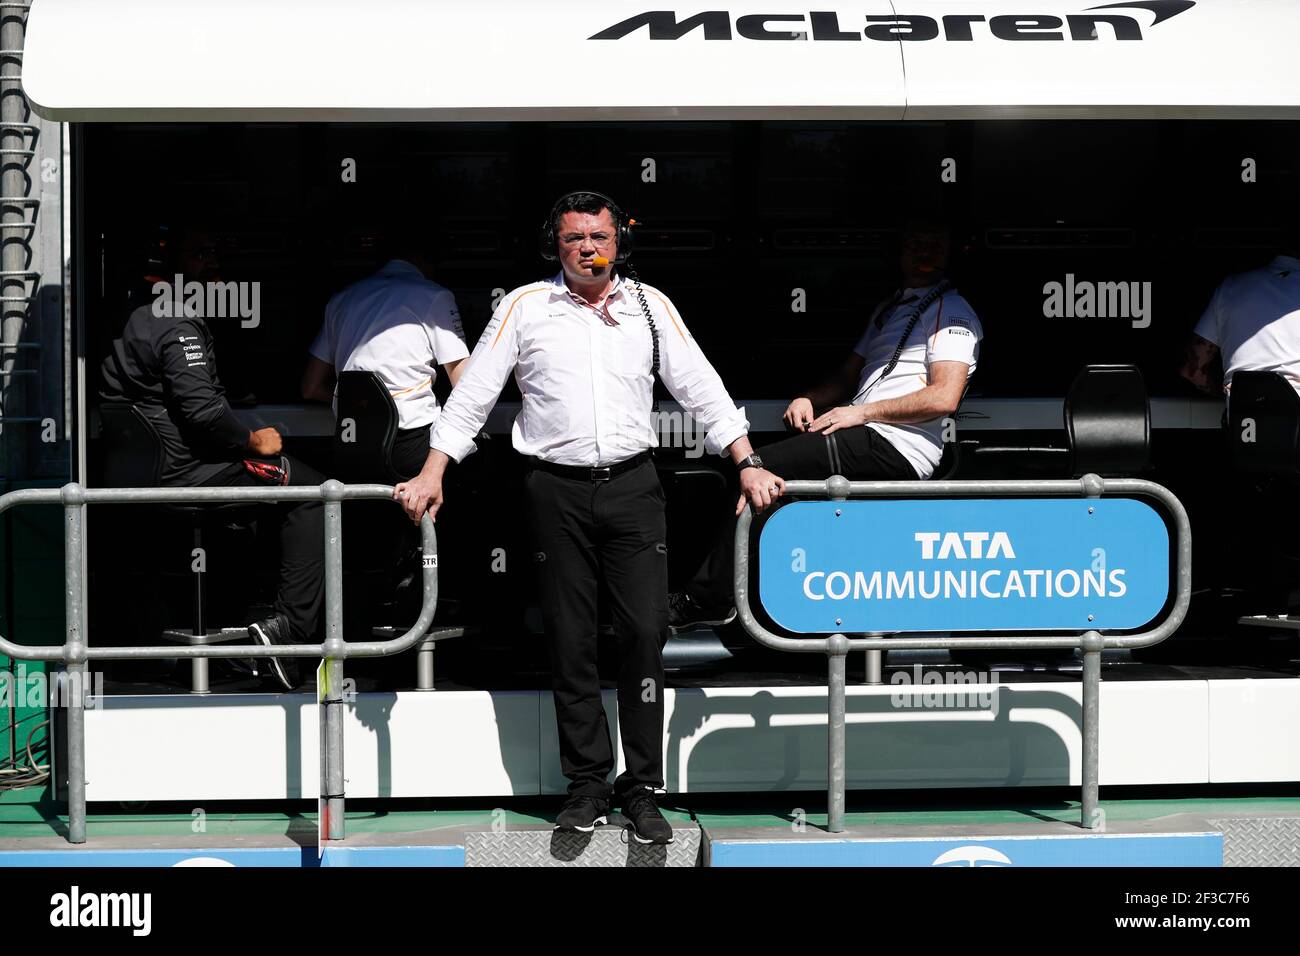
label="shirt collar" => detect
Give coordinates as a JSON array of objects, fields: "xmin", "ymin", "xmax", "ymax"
[
  {"xmin": 379, "ymin": 259, "xmax": 424, "ymax": 278},
  {"xmin": 549, "ymin": 270, "xmax": 626, "ymax": 307},
  {"xmin": 898, "ymin": 279, "xmax": 942, "ymax": 301},
  {"xmin": 1271, "ymin": 255, "xmax": 1300, "ymax": 276}
]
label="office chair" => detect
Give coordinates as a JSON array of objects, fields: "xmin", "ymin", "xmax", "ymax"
[
  {"xmin": 333, "ymin": 370, "xmax": 404, "ymax": 485},
  {"xmin": 332, "ymin": 371, "xmax": 470, "ymax": 689},
  {"xmin": 1063, "ymin": 364, "xmax": 1151, "ymax": 477},
  {"xmin": 1225, "ymin": 370, "xmax": 1300, "ymax": 633}
]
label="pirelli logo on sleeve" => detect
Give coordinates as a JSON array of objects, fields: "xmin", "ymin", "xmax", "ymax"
[{"xmin": 590, "ymin": 2, "xmax": 1194, "ymax": 42}]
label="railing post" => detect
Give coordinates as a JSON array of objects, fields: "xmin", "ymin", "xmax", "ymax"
[
  {"xmin": 826, "ymin": 633, "xmax": 848, "ymax": 834},
  {"xmin": 1080, "ymin": 629, "xmax": 1104, "ymax": 829},
  {"xmin": 863, "ymin": 634, "xmax": 884, "ymax": 686},
  {"xmin": 416, "ymin": 636, "xmax": 436, "ymax": 691},
  {"xmin": 321, "ymin": 480, "xmax": 347, "ymax": 841},
  {"xmin": 61, "ymin": 483, "xmax": 88, "ymax": 844}
]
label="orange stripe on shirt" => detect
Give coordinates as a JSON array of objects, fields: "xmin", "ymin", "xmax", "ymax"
[
  {"xmin": 646, "ymin": 290, "xmax": 688, "ymax": 341},
  {"xmin": 390, "ymin": 376, "xmax": 431, "ymax": 397},
  {"xmin": 492, "ymin": 288, "xmax": 549, "ymax": 348}
]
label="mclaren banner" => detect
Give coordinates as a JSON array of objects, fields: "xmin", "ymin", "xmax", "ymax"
[{"xmin": 757, "ymin": 498, "xmax": 1169, "ymax": 633}]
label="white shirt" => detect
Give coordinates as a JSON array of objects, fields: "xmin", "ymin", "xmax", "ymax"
[
  {"xmin": 309, "ymin": 260, "xmax": 470, "ymax": 433},
  {"xmin": 1194, "ymin": 255, "xmax": 1300, "ymax": 395},
  {"xmin": 851, "ymin": 282, "xmax": 982, "ymax": 479},
  {"xmin": 430, "ymin": 271, "xmax": 748, "ymax": 466}
]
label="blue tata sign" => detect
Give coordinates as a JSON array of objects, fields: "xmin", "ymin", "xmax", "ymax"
[{"xmin": 757, "ymin": 498, "xmax": 1170, "ymax": 634}]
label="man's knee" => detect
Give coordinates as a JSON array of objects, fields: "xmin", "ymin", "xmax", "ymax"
[{"xmin": 281, "ymin": 454, "xmax": 325, "ymax": 487}]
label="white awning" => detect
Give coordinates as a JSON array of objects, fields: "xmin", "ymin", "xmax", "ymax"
[{"xmin": 22, "ymin": 0, "xmax": 1300, "ymax": 122}]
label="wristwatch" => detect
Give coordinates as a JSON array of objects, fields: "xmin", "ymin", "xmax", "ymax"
[{"xmin": 738, "ymin": 453, "xmax": 765, "ymax": 472}]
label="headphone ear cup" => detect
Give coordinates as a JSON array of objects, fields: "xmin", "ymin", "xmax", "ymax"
[
  {"xmin": 539, "ymin": 223, "xmax": 558, "ymax": 262},
  {"xmin": 615, "ymin": 222, "xmax": 634, "ymax": 263}
]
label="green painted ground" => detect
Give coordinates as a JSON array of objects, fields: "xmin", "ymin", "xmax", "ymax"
[{"xmin": 4, "ymin": 784, "xmax": 1298, "ymax": 841}]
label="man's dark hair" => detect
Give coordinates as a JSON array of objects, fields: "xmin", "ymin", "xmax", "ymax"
[
  {"xmin": 147, "ymin": 219, "xmax": 214, "ymax": 275},
  {"xmin": 377, "ymin": 217, "xmax": 443, "ymax": 266},
  {"xmin": 550, "ymin": 191, "xmax": 621, "ymax": 237},
  {"xmin": 900, "ymin": 216, "xmax": 953, "ymax": 243}
]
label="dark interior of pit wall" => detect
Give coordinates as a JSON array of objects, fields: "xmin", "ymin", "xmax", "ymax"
[{"xmin": 78, "ymin": 121, "xmax": 1300, "ymax": 668}]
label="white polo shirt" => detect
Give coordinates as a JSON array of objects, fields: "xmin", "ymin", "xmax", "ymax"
[
  {"xmin": 430, "ymin": 271, "xmax": 748, "ymax": 466},
  {"xmin": 309, "ymin": 260, "xmax": 470, "ymax": 432},
  {"xmin": 851, "ymin": 283, "xmax": 982, "ymax": 479},
  {"xmin": 1194, "ymin": 255, "xmax": 1300, "ymax": 395}
]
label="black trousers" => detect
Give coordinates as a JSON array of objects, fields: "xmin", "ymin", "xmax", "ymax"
[
  {"xmin": 391, "ymin": 425, "xmax": 431, "ymax": 481},
  {"xmin": 198, "ymin": 455, "xmax": 325, "ymax": 641},
  {"xmin": 525, "ymin": 459, "xmax": 668, "ymax": 800},
  {"xmin": 688, "ymin": 426, "xmax": 918, "ymax": 608}
]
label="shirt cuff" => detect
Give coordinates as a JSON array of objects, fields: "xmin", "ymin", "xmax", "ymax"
[
  {"xmin": 704, "ymin": 407, "xmax": 749, "ymax": 457},
  {"xmin": 428, "ymin": 425, "xmax": 477, "ymax": 463}
]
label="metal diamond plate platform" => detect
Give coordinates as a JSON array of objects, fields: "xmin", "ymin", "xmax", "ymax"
[
  {"xmin": 1209, "ymin": 817, "xmax": 1300, "ymax": 867},
  {"xmin": 464, "ymin": 824, "xmax": 702, "ymax": 867}
]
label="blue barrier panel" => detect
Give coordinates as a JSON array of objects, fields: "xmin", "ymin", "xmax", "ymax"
[
  {"xmin": 758, "ymin": 498, "xmax": 1169, "ymax": 634},
  {"xmin": 0, "ymin": 845, "xmax": 466, "ymax": 867},
  {"xmin": 708, "ymin": 832, "xmax": 1223, "ymax": 867}
]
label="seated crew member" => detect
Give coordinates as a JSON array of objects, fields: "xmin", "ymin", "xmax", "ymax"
[
  {"xmin": 392, "ymin": 191, "xmax": 783, "ymax": 844},
  {"xmin": 301, "ymin": 224, "xmax": 469, "ymax": 478},
  {"xmin": 99, "ymin": 225, "xmax": 322, "ymax": 690},
  {"xmin": 669, "ymin": 218, "xmax": 983, "ymax": 630},
  {"xmin": 1178, "ymin": 236, "xmax": 1300, "ymax": 397}
]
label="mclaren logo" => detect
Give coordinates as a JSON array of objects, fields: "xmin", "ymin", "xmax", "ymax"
[{"xmin": 590, "ymin": 1, "xmax": 1194, "ymax": 41}]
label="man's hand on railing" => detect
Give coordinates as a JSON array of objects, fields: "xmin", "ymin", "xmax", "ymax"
[
  {"xmin": 394, "ymin": 473, "xmax": 443, "ymax": 524},
  {"xmin": 395, "ymin": 449, "xmax": 452, "ymax": 523},
  {"xmin": 736, "ymin": 467, "xmax": 786, "ymax": 516}
]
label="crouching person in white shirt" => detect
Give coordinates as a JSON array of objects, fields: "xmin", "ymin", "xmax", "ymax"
[{"xmin": 301, "ymin": 225, "xmax": 469, "ymax": 478}]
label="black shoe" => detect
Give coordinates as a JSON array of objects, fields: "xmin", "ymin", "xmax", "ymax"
[
  {"xmin": 668, "ymin": 592, "xmax": 737, "ymax": 633},
  {"xmin": 622, "ymin": 788, "xmax": 674, "ymax": 845},
  {"xmin": 248, "ymin": 613, "xmax": 302, "ymax": 691},
  {"xmin": 555, "ymin": 794, "xmax": 610, "ymax": 833}
]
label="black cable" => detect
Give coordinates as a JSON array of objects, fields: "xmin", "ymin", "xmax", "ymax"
[
  {"xmin": 876, "ymin": 279, "xmax": 951, "ymax": 382},
  {"xmin": 621, "ymin": 259, "xmax": 661, "ymax": 413}
]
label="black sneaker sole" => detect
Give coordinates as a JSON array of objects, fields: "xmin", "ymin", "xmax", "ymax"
[
  {"xmin": 249, "ymin": 622, "xmax": 295, "ymax": 691},
  {"xmin": 627, "ymin": 825, "xmax": 675, "ymax": 845},
  {"xmin": 669, "ymin": 607, "xmax": 738, "ymax": 634},
  {"xmin": 554, "ymin": 815, "xmax": 608, "ymax": 833}
]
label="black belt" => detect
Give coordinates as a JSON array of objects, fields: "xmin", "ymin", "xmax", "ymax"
[{"xmin": 529, "ymin": 451, "xmax": 651, "ymax": 482}]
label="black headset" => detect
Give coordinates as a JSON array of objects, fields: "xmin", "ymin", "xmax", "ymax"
[{"xmin": 539, "ymin": 190, "xmax": 635, "ymax": 263}]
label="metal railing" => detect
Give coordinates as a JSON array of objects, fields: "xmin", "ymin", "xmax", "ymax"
[
  {"xmin": 0, "ymin": 480, "xmax": 441, "ymax": 845},
  {"xmin": 734, "ymin": 473, "xmax": 1192, "ymax": 833}
]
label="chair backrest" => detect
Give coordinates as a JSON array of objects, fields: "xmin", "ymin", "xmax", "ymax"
[
  {"xmin": 1226, "ymin": 370, "xmax": 1300, "ymax": 477},
  {"xmin": 98, "ymin": 403, "xmax": 164, "ymax": 487},
  {"xmin": 333, "ymin": 370, "xmax": 401, "ymax": 483},
  {"xmin": 1064, "ymin": 365, "xmax": 1150, "ymax": 477}
]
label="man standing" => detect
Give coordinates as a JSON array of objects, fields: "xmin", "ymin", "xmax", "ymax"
[
  {"xmin": 100, "ymin": 226, "xmax": 322, "ymax": 690},
  {"xmin": 670, "ymin": 219, "xmax": 983, "ymax": 630},
  {"xmin": 394, "ymin": 191, "xmax": 782, "ymax": 843}
]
